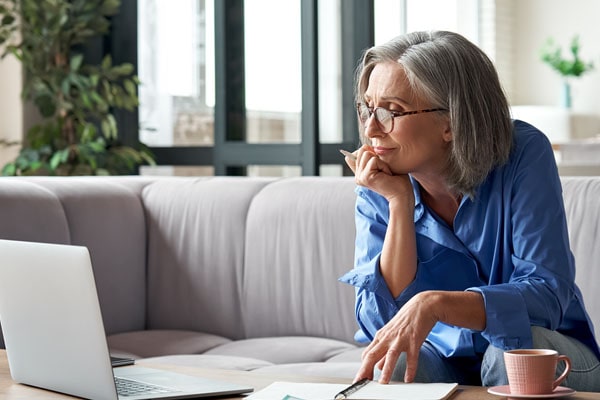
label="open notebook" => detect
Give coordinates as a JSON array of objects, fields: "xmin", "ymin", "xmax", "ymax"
[{"xmin": 247, "ymin": 381, "xmax": 458, "ymax": 400}]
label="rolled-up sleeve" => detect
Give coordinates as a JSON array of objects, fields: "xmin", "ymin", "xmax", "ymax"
[
  {"xmin": 338, "ymin": 187, "xmax": 398, "ymax": 341},
  {"xmin": 467, "ymin": 285, "xmax": 532, "ymax": 349}
]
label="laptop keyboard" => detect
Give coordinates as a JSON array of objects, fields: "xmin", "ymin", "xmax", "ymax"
[{"xmin": 115, "ymin": 376, "xmax": 180, "ymax": 397}]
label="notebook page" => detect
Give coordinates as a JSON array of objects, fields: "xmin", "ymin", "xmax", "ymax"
[
  {"xmin": 349, "ymin": 381, "xmax": 458, "ymax": 400},
  {"xmin": 246, "ymin": 381, "xmax": 458, "ymax": 400}
]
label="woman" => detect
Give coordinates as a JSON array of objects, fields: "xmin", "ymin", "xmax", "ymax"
[{"xmin": 340, "ymin": 31, "xmax": 600, "ymax": 389}]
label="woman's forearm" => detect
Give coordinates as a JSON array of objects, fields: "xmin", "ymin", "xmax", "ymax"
[
  {"xmin": 427, "ymin": 290, "xmax": 487, "ymax": 331},
  {"xmin": 380, "ymin": 198, "xmax": 418, "ymax": 298}
]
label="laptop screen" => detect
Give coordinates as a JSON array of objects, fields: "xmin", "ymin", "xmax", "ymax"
[{"xmin": 0, "ymin": 239, "xmax": 253, "ymax": 399}]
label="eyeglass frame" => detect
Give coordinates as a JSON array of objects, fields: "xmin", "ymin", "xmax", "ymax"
[{"xmin": 356, "ymin": 103, "xmax": 448, "ymax": 134}]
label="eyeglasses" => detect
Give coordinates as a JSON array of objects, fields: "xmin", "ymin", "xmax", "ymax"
[{"xmin": 356, "ymin": 103, "xmax": 447, "ymax": 134}]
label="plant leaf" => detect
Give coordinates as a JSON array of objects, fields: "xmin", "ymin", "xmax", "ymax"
[
  {"xmin": 1, "ymin": 163, "xmax": 16, "ymax": 176},
  {"xmin": 70, "ymin": 53, "xmax": 84, "ymax": 71},
  {"xmin": 0, "ymin": 0, "xmax": 155, "ymax": 176}
]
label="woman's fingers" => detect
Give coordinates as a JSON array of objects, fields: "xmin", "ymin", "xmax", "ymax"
[
  {"xmin": 340, "ymin": 149, "xmax": 357, "ymax": 173},
  {"xmin": 403, "ymin": 348, "xmax": 420, "ymax": 383}
]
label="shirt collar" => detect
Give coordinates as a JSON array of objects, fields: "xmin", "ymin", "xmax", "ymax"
[
  {"xmin": 409, "ymin": 175, "xmax": 425, "ymax": 223},
  {"xmin": 409, "ymin": 174, "xmax": 475, "ymax": 257}
]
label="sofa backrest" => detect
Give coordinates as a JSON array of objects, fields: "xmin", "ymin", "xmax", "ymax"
[
  {"xmin": 242, "ymin": 177, "xmax": 359, "ymax": 343},
  {"xmin": 0, "ymin": 177, "xmax": 149, "ymax": 349},
  {"xmin": 142, "ymin": 177, "xmax": 274, "ymax": 340},
  {"xmin": 561, "ymin": 176, "xmax": 600, "ymax": 343}
]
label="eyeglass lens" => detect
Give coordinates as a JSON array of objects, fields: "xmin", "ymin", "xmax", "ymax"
[{"xmin": 358, "ymin": 105, "xmax": 394, "ymax": 133}]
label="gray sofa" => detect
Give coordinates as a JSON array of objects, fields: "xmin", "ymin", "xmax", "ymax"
[{"xmin": 0, "ymin": 175, "xmax": 598, "ymax": 380}]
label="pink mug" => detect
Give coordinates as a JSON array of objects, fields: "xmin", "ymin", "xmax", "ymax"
[{"xmin": 504, "ymin": 349, "xmax": 571, "ymax": 395}]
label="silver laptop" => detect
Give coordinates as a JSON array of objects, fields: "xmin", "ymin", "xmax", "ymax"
[{"xmin": 0, "ymin": 239, "xmax": 253, "ymax": 400}]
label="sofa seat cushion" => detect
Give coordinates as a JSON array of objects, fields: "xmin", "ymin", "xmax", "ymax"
[
  {"xmin": 138, "ymin": 354, "xmax": 274, "ymax": 371},
  {"xmin": 325, "ymin": 347, "xmax": 364, "ymax": 362},
  {"xmin": 203, "ymin": 336, "xmax": 359, "ymax": 364},
  {"xmin": 251, "ymin": 362, "xmax": 362, "ymax": 379},
  {"xmin": 107, "ymin": 329, "xmax": 231, "ymax": 358}
]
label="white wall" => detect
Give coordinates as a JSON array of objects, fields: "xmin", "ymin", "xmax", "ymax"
[
  {"xmin": 512, "ymin": 0, "xmax": 600, "ymax": 114},
  {"xmin": 0, "ymin": 54, "xmax": 22, "ymax": 167}
]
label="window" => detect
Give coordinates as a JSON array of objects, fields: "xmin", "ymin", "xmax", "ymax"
[
  {"xmin": 245, "ymin": 0, "xmax": 301, "ymax": 145},
  {"xmin": 122, "ymin": 1, "xmax": 478, "ymax": 177},
  {"xmin": 374, "ymin": 0, "xmax": 479, "ymax": 45},
  {"xmin": 138, "ymin": 0, "xmax": 214, "ymax": 147}
]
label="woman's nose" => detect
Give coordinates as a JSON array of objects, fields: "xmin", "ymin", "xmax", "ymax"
[{"xmin": 363, "ymin": 114, "xmax": 385, "ymax": 138}]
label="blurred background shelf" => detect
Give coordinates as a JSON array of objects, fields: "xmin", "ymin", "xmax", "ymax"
[{"xmin": 511, "ymin": 105, "xmax": 600, "ymax": 176}]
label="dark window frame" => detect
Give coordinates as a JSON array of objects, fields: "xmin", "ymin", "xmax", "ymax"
[{"xmin": 103, "ymin": 0, "xmax": 374, "ymax": 176}]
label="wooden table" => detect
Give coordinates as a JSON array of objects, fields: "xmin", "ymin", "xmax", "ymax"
[{"xmin": 1, "ymin": 350, "xmax": 599, "ymax": 399}]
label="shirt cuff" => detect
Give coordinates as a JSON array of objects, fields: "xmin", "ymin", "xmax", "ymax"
[
  {"xmin": 467, "ymin": 285, "xmax": 533, "ymax": 350},
  {"xmin": 339, "ymin": 253, "xmax": 395, "ymax": 302}
]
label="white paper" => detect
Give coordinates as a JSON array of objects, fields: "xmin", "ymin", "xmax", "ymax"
[{"xmin": 245, "ymin": 381, "xmax": 458, "ymax": 400}]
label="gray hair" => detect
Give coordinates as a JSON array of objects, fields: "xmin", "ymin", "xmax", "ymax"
[{"xmin": 355, "ymin": 31, "xmax": 513, "ymax": 196}]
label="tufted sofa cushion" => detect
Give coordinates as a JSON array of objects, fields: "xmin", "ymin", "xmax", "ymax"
[
  {"xmin": 242, "ymin": 177, "xmax": 358, "ymax": 342},
  {"xmin": 561, "ymin": 176, "xmax": 600, "ymax": 342},
  {"xmin": 142, "ymin": 177, "xmax": 273, "ymax": 340}
]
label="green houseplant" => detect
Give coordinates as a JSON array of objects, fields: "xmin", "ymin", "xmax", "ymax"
[
  {"xmin": 0, "ymin": 0, "xmax": 154, "ymax": 175},
  {"xmin": 540, "ymin": 35, "xmax": 594, "ymax": 108}
]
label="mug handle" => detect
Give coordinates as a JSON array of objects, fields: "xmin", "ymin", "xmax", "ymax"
[{"xmin": 553, "ymin": 355, "xmax": 571, "ymax": 389}]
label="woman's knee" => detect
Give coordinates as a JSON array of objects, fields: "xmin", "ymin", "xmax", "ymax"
[
  {"xmin": 531, "ymin": 325, "xmax": 560, "ymax": 348},
  {"xmin": 481, "ymin": 345, "xmax": 508, "ymax": 386},
  {"xmin": 482, "ymin": 327, "xmax": 600, "ymax": 390},
  {"xmin": 481, "ymin": 327, "xmax": 572, "ymax": 386}
]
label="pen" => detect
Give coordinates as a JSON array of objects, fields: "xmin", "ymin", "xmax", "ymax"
[
  {"xmin": 334, "ymin": 378, "xmax": 370, "ymax": 400},
  {"xmin": 339, "ymin": 149, "xmax": 357, "ymax": 161}
]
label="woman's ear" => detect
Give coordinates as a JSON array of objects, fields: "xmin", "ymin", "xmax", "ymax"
[{"xmin": 442, "ymin": 120, "xmax": 453, "ymax": 143}]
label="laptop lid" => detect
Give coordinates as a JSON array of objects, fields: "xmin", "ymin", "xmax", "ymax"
[{"xmin": 0, "ymin": 239, "xmax": 253, "ymax": 399}]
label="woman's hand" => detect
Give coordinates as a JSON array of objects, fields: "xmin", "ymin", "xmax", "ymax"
[
  {"xmin": 353, "ymin": 291, "xmax": 439, "ymax": 384},
  {"xmin": 352, "ymin": 291, "xmax": 486, "ymax": 384},
  {"xmin": 343, "ymin": 145, "xmax": 413, "ymax": 205}
]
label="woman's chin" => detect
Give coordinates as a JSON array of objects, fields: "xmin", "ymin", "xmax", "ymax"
[{"xmin": 390, "ymin": 166, "xmax": 410, "ymax": 176}]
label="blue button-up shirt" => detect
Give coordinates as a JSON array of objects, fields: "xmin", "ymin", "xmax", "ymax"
[{"xmin": 339, "ymin": 120, "xmax": 600, "ymax": 359}]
